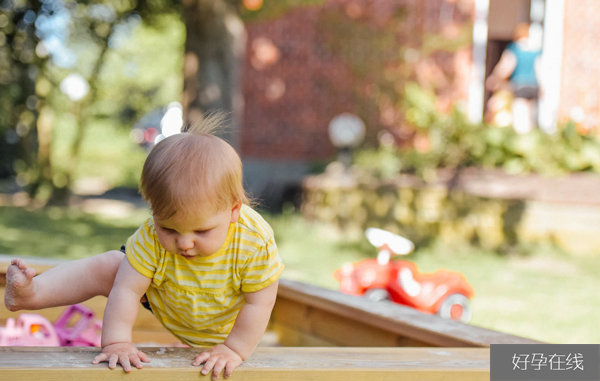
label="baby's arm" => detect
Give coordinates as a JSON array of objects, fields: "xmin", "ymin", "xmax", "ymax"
[
  {"xmin": 92, "ymin": 257, "xmax": 152, "ymax": 372},
  {"xmin": 225, "ymin": 279, "xmax": 279, "ymax": 358},
  {"xmin": 193, "ymin": 280, "xmax": 279, "ymax": 380}
]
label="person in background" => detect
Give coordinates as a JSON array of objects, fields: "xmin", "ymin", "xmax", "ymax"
[{"xmin": 486, "ymin": 23, "xmax": 542, "ymax": 134}]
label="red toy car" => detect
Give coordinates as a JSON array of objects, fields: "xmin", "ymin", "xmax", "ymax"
[{"xmin": 334, "ymin": 228, "xmax": 474, "ymax": 322}]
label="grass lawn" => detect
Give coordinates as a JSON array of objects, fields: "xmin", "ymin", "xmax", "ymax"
[{"xmin": 1, "ymin": 204, "xmax": 598, "ymax": 344}]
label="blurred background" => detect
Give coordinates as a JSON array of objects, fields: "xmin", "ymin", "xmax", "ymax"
[{"xmin": 1, "ymin": 0, "xmax": 600, "ymax": 344}]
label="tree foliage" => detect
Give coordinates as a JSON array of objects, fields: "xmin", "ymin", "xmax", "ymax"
[
  {"xmin": 0, "ymin": 0, "xmax": 184, "ymax": 203},
  {"xmin": 1, "ymin": 0, "xmax": 330, "ymax": 203}
]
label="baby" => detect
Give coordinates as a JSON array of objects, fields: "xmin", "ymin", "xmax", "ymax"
[{"xmin": 4, "ymin": 113, "xmax": 284, "ymax": 380}]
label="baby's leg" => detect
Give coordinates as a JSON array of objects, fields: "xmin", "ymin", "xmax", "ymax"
[{"xmin": 4, "ymin": 250, "xmax": 124, "ymax": 311}]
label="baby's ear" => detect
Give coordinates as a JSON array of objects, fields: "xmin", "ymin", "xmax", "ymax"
[{"xmin": 230, "ymin": 202, "xmax": 242, "ymax": 223}]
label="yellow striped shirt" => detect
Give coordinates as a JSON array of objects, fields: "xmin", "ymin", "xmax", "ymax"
[{"xmin": 125, "ymin": 204, "xmax": 284, "ymax": 347}]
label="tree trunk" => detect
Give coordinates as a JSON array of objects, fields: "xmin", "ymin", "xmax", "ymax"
[
  {"xmin": 181, "ymin": 0, "xmax": 246, "ymax": 149},
  {"xmin": 27, "ymin": 103, "xmax": 54, "ymax": 199},
  {"xmin": 46, "ymin": 38, "xmax": 111, "ymax": 206}
]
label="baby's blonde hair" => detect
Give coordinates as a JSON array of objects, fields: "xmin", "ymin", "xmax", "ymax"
[{"xmin": 140, "ymin": 112, "xmax": 249, "ymax": 220}]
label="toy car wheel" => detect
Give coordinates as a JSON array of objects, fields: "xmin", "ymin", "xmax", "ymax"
[
  {"xmin": 363, "ymin": 288, "xmax": 390, "ymax": 302},
  {"xmin": 437, "ymin": 293, "xmax": 472, "ymax": 323}
]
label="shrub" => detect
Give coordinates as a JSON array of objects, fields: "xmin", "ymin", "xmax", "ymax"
[{"xmin": 355, "ymin": 83, "xmax": 600, "ymax": 179}]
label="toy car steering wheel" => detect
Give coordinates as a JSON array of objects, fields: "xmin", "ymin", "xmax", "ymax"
[{"xmin": 365, "ymin": 228, "xmax": 414, "ymax": 255}]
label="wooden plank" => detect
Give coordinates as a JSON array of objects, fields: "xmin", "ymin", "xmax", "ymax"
[
  {"xmin": 307, "ymin": 308, "xmax": 401, "ymax": 347},
  {"xmin": 276, "ymin": 279, "xmax": 544, "ymax": 347},
  {"xmin": 269, "ymin": 323, "xmax": 336, "ymax": 347},
  {"xmin": 1, "ymin": 256, "xmax": 541, "ymax": 348},
  {"xmin": 272, "ymin": 296, "xmax": 433, "ymax": 347},
  {"xmin": 271, "ymin": 297, "xmax": 311, "ymax": 332},
  {"xmin": 0, "ymin": 254, "xmax": 169, "ymax": 336},
  {"xmin": 0, "ymin": 286, "xmax": 177, "ymax": 345},
  {"xmin": 0, "ymin": 288, "xmax": 168, "ymax": 332},
  {"xmin": 0, "ymin": 347, "xmax": 490, "ymax": 380}
]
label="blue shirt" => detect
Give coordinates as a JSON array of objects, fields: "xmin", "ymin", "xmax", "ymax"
[{"xmin": 507, "ymin": 42, "xmax": 541, "ymax": 87}]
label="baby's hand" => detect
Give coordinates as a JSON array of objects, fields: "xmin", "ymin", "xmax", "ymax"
[
  {"xmin": 192, "ymin": 344, "xmax": 243, "ymax": 380},
  {"xmin": 92, "ymin": 342, "xmax": 151, "ymax": 372}
]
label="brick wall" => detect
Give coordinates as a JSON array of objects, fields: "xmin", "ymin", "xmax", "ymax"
[
  {"xmin": 559, "ymin": 0, "xmax": 600, "ymax": 131},
  {"xmin": 241, "ymin": 0, "xmax": 475, "ymax": 162},
  {"xmin": 241, "ymin": 7, "xmax": 355, "ymax": 161}
]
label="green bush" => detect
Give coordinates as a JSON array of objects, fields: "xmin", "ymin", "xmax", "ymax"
[{"xmin": 355, "ymin": 82, "xmax": 600, "ymax": 179}]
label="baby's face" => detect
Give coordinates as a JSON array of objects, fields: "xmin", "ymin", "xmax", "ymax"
[{"xmin": 153, "ymin": 203, "xmax": 241, "ymax": 258}]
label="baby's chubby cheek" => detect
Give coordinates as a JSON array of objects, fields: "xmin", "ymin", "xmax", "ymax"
[
  {"xmin": 155, "ymin": 234, "xmax": 176, "ymax": 252},
  {"xmin": 192, "ymin": 242, "xmax": 216, "ymax": 257}
]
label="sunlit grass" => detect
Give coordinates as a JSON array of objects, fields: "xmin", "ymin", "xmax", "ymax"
[
  {"xmin": 266, "ymin": 212, "xmax": 600, "ymax": 345},
  {"xmin": 0, "ymin": 206, "xmax": 151, "ymax": 259},
  {"xmin": 410, "ymin": 244, "xmax": 600, "ymax": 344},
  {"xmin": 1, "ymin": 205, "xmax": 599, "ymax": 344}
]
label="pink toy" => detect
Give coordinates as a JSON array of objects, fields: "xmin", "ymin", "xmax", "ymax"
[
  {"xmin": 0, "ymin": 314, "xmax": 60, "ymax": 346},
  {"xmin": 53, "ymin": 304, "xmax": 102, "ymax": 347}
]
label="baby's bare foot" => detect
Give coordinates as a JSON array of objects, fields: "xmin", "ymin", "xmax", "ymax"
[{"xmin": 4, "ymin": 259, "xmax": 37, "ymax": 311}]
